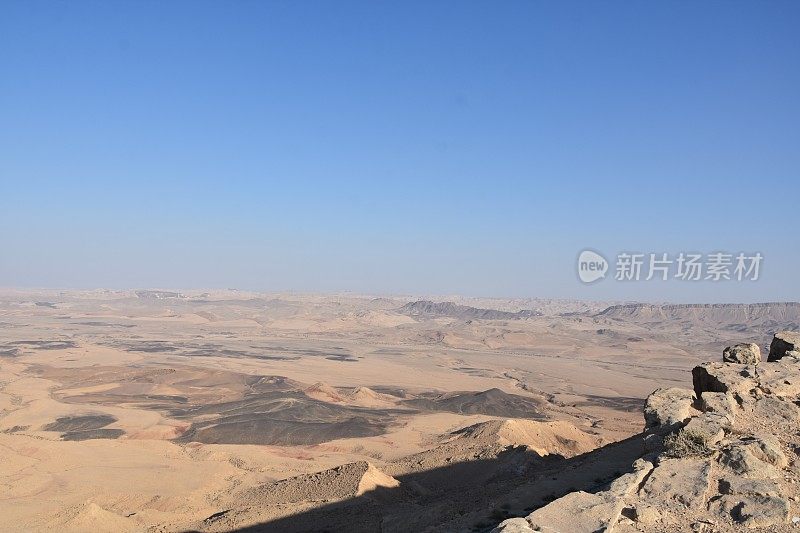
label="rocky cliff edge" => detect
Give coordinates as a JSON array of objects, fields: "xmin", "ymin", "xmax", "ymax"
[{"xmin": 492, "ymin": 331, "xmax": 800, "ymax": 533}]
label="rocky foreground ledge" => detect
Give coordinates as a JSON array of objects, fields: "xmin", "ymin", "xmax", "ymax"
[{"xmin": 493, "ymin": 331, "xmax": 800, "ymax": 533}]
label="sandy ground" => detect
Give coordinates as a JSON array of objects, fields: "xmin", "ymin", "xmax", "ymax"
[{"xmin": 0, "ymin": 289, "xmax": 788, "ymax": 532}]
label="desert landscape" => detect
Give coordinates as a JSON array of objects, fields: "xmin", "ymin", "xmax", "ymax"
[
  {"xmin": 2, "ymin": 289, "xmax": 799, "ymax": 531},
  {"xmin": 4, "ymin": 1, "xmax": 798, "ymax": 531}
]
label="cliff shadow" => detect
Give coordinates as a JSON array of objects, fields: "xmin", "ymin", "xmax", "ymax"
[{"xmin": 190, "ymin": 428, "xmax": 663, "ymax": 533}]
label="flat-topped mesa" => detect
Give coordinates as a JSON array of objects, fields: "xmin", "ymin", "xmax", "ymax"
[
  {"xmin": 595, "ymin": 302, "xmax": 800, "ymax": 323},
  {"xmin": 398, "ymin": 300, "xmax": 541, "ymax": 320},
  {"xmin": 492, "ymin": 330, "xmax": 800, "ymax": 533}
]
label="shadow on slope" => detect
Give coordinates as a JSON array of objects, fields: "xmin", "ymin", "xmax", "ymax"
[{"xmin": 194, "ymin": 428, "xmax": 662, "ymax": 533}]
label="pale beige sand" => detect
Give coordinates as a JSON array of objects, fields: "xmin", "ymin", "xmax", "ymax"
[{"xmin": 0, "ymin": 289, "xmax": 787, "ymax": 531}]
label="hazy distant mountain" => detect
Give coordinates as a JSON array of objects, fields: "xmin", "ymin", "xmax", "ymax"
[
  {"xmin": 135, "ymin": 290, "xmax": 184, "ymax": 300},
  {"xmin": 597, "ymin": 302, "xmax": 800, "ymax": 332},
  {"xmin": 399, "ymin": 300, "xmax": 541, "ymax": 320}
]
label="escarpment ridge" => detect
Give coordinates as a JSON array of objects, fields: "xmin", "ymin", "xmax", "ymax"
[{"xmin": 493, "ymin": 330, "xmax": 800, "ymax": 532}]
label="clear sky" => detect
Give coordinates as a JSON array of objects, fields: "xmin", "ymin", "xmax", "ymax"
[{"xmin": 1, "ymin": 1, "xmax": 798, "ymax": 302}]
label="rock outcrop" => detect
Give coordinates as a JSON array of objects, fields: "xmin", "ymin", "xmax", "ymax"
[
  {"xmin": 643, "ymin": 387, "xmax": 697, "ymax": 428},
  {"xmin": 492, "ymin": 330, "xmax": 800, "ymax": 533},
  {"xmin": 769, "ymin": 331, "xmax": 800, "ymax": 361},
  {"xmin": 723, "ymin": 342, "xmax": 761, "ymax": 364}
]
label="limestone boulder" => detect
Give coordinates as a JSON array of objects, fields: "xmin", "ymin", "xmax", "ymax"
[
  {"xmin": 643, "ymin": 387, "xmax": 696, "ymax": 428},
  {"xmin": 525, "ymin": 491, "xmax": 624, "ymax": 533},
  {"xmin": 698, "ymin": 391, "xmax": 737, "ymax": 435},
  {"xmin": 718, "ymin": 436, "xmax": 787, "ymax": 478},
  {"xmin": 683, "ymin": 413, "xmax": 728, "ymax": 444},
  {"xmin": 754, "ymin": 361, "xmax": 800, "ymax": 397},
  {"xmin": 752, "ymin": 395, "xmax": 800, "ymax": 424},
  {"xmin": 723, "ymin": 343, "xmax": 761, "ymax": 364},
  {"xmin": 638, "ymin": 458, "xmax": 712, "ymax": 510},
  {"xmin": 718, "ymin": 477, "xmax": 782, "ymax": 498},
  {"xmin": 692, "ymin": 362, "xmax": 758, "ymax": 400},
  {"xmin": 712, "ymin": 477, "xmax": 788, "ymax": 527},
  {"xmin": 496, "ymin": 459, "xmax": 654, "ymax": 533},
  {"xmin": 737, "ymin": 495, "xmax": 790, "ymax": 528},
  {"xmin": 700, "ymin": 391, "xmax": 736, "ymax": 415},
  {"xmin": 768, "ymin": 331, "xmax": 800, "ymax": 362},
  {"xmin": 710, "ymin": 494, "xmax": 789, "ymax": 528},
  {"xmin": 606, "ymin": 458, "xmax": 654, "ymax": 498}
]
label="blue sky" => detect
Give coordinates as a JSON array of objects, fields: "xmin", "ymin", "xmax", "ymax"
[{"xmin": 1, "ymin": 1, "xmax": 798, "ymax": 302}]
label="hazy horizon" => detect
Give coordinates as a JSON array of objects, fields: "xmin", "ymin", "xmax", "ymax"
[
  {"xmin": 2, "ymin": 2, "xmax": 798, "ymax": 302},
  {"xmin": 4, "ymin": 285, "xmax": 800, "ymax": 307}
]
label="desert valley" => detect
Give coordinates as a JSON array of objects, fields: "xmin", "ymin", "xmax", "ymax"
[
  {"xmin": 5, "ymin": 2, "xmax": 798, "ymax": 531},
  {"xmin": 2, "ymin": 289, "xmax": 799, "ymax": 531}
]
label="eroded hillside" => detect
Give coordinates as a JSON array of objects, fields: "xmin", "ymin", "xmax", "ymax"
[{"xmin": 492, "ymin": 331, "xmax": 800, "ymax": 532}]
